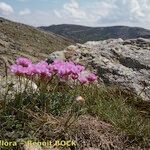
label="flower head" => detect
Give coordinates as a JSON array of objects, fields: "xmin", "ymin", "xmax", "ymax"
[
  {"xmin": 34, "ymin": 61, "xmax": 50, "ymax": 77},
  {"xmin": 78, "ymin": 76, "xmax": 88, "ymax": 84},
  {"xmin": 10, "ymin": 64, "xmax": 27, "ymax": 76},
  {"xmin": 16, "ymin": 57, "xmax": 32, "ymax": 67},
  {"xmin": 86, "ymin": 73, "xmax": 98, "ymax": 82},
  {"xmin": 75, "ymin": 96, "xmax": 85, "ymax": 104},
  {"xmin": 10, "ymin": 58, "xmax": 98, "ymax": 85}
]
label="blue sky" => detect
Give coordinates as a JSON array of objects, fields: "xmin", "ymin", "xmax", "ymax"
[{"xmin": 0, "ymin": 0, "xmax": 150, "ymax": 29}]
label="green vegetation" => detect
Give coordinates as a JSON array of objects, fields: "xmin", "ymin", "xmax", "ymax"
[{"xmin": 0, "ymin": 76, "xmax": 149, "ymax": 149}]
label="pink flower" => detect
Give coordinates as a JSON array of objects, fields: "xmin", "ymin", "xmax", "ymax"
[
  {"xmin": 76, "ymin": 65, "xmax": 85, "ymax": 72},
  {"xmin": 26, "ymin": 64, "xmax": 37, "ymax": 76},
  {"xmin": 78, "ymin": 76, "xmax": 88, "ymax": 84},
  {"xmin": 10, "ymin": 64, "xmax": 27, "ymax": 76},
  {"xmin": 48, "ymin": 64, "xmax": 54, "ymax": 72},
  {"xmin": 34, "ymin": 61, "xmax": 51, "ymax": 77},
  {"xmin": 71, "ymin": 74, "xmax": 78, "ymax": 80},
  {"xmin": 10, "ymin": 58, "xmax": 98, "ymax": 84},
  {"xmin": 16, "ymin": 57, "xmax": 32, "ymax": 67},
  {"xmin": 36, "ymin": 61, "xmax": 48, "ymax": 68},
  {"xmin": 86, "ymin": 73, "xmax": 97, "ymax": 82}
]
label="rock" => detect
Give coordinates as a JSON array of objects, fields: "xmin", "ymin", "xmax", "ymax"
[
  {"xmin": 0, "ymin": 76, "xmax": 37, "ymax": 100},
  {"xmin": 48, "ymin": 38, "xmax": 150, "ymax": 101},
  {"xmin": 83, "ymin": 148, "xmax": 100, "ymax": 150},
  {"xmin": 23, "ymin": 144, "xmax": 41, "ymax": 150},
  {"xmin": 47, "ymin": 51, "xmax": 66, "ymax": 63},
  {"xmin": 23, "ymin": 144, "xmax": 70, "ymax": 150},
  {"xmin": 42, "ymin": 147, "xmax": 70, "ymax": 150}
]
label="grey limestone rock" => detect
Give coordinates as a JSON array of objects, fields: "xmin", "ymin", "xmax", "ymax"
[{"xmin": 48, "ymin": 38, "xmax": 150, "ymax": 101}]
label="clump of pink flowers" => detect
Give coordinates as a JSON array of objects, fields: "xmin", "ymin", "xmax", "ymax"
[{"xmin": 10, "ymin": 57, "xmax": 98, "ymax": 84}]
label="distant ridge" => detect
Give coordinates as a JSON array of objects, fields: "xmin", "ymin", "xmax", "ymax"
[{"xmin": 39, "ymin": 24, "xmax": 150, "ymax": 43}]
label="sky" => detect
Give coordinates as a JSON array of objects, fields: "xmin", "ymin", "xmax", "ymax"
[{"xmin": 0, "ymin": 0, "xmax": 150, "ymax": 29}]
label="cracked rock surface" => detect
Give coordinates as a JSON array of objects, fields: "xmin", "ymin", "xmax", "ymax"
[{"xmin": 48, "ymin": 38, "xmax": 150, "ymax": 101}]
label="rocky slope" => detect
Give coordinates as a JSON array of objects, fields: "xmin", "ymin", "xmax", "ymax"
[
  {"xmin": 40, "ymin": 24, "xmax": 150, "ymax": 43},
  {"xmin": 0, "ymin": 17, "xmax": 73, "ymax": 76},
  {"xmin": 48, "ymin": 38, "xmax": 150, "ymax": 101}
]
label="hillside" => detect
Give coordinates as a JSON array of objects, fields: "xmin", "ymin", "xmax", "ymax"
[
  {"xmin": 39, "ymin": 24, "xmax": 150, "ymax": 43},
  {"xmin": 0, "ymin": 17, "xmax": 73, "ymax": 76}
]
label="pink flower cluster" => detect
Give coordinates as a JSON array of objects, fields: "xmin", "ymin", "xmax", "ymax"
[{"xmin": 10, "ymin": 57, "xmax": 98, "ymax": 84}]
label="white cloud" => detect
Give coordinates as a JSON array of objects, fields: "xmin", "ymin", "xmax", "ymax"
[
  {"xmin": 2, "ymin": 0, "xmax": 150, "ymax": 29},
  {"xmin": 63, "ymin": 0, "xmax": 87, "ymax": 19},
  {"xmin": 92, "ymin": 2, "xmax": 116, "ymax": 17},
  {"xmin": 52, "ymin": 0, "xmax": 150, "ymax": 28},
  {"xmin": 52, "ymin": 0, "xmax": 92, "ymax": 25},
  {"xmin": 18, "ymin": 0, "xmax": 28, "ymax": 2},
  {"xmin": 54, "ymin": 10, "xmax": 62, "ymax": 18},
  {"xmin": 6, "ymin": 11, "xmax": 60, "ymax": 27},
  {"xmin": 0, "ymin": 2, "xmax": 13, "ymax": 15},
  {"xmin": 52, "ymin": 0, "xmax": 117, "ymax": 26},
  {"xmin": 19, "ymin": 8, "xmax": 31, "ymax": 16},
  {"xmin": 98, "ymin": 0, "xmax": 150, "ymax": 28}
]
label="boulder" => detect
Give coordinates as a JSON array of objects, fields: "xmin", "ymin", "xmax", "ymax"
[
  {"xmin": 23, "ymin": 144, "xmax": 70, "ymax": 150},
  {"xmin": 23, "ymin": 144, "xmax": 42, "ymax": 150},
  {"xmin": 48, "ymin": 38, "xmax": 150, "ymax": 101},
  {"xmin": 0, "ymin": 75, "xmax": 37, "ymax": 100},
  {"xmin": 46, "ymin": 51, "xmax": 66, "ymax": 63}
]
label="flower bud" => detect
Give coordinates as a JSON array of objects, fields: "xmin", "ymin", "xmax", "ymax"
[{"xmin": 75, "ymin": 96, "xmax": 85, "ymax": 104}]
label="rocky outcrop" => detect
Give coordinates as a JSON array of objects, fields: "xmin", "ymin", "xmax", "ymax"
[{"xmin": 48, "ymin": 38, "xmax": 150, "ymax": 101}]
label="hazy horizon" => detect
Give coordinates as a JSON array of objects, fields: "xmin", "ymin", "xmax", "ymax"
[{"xmin": 1, "ymin": 16, "xmax": 150, "ymax": 31}]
